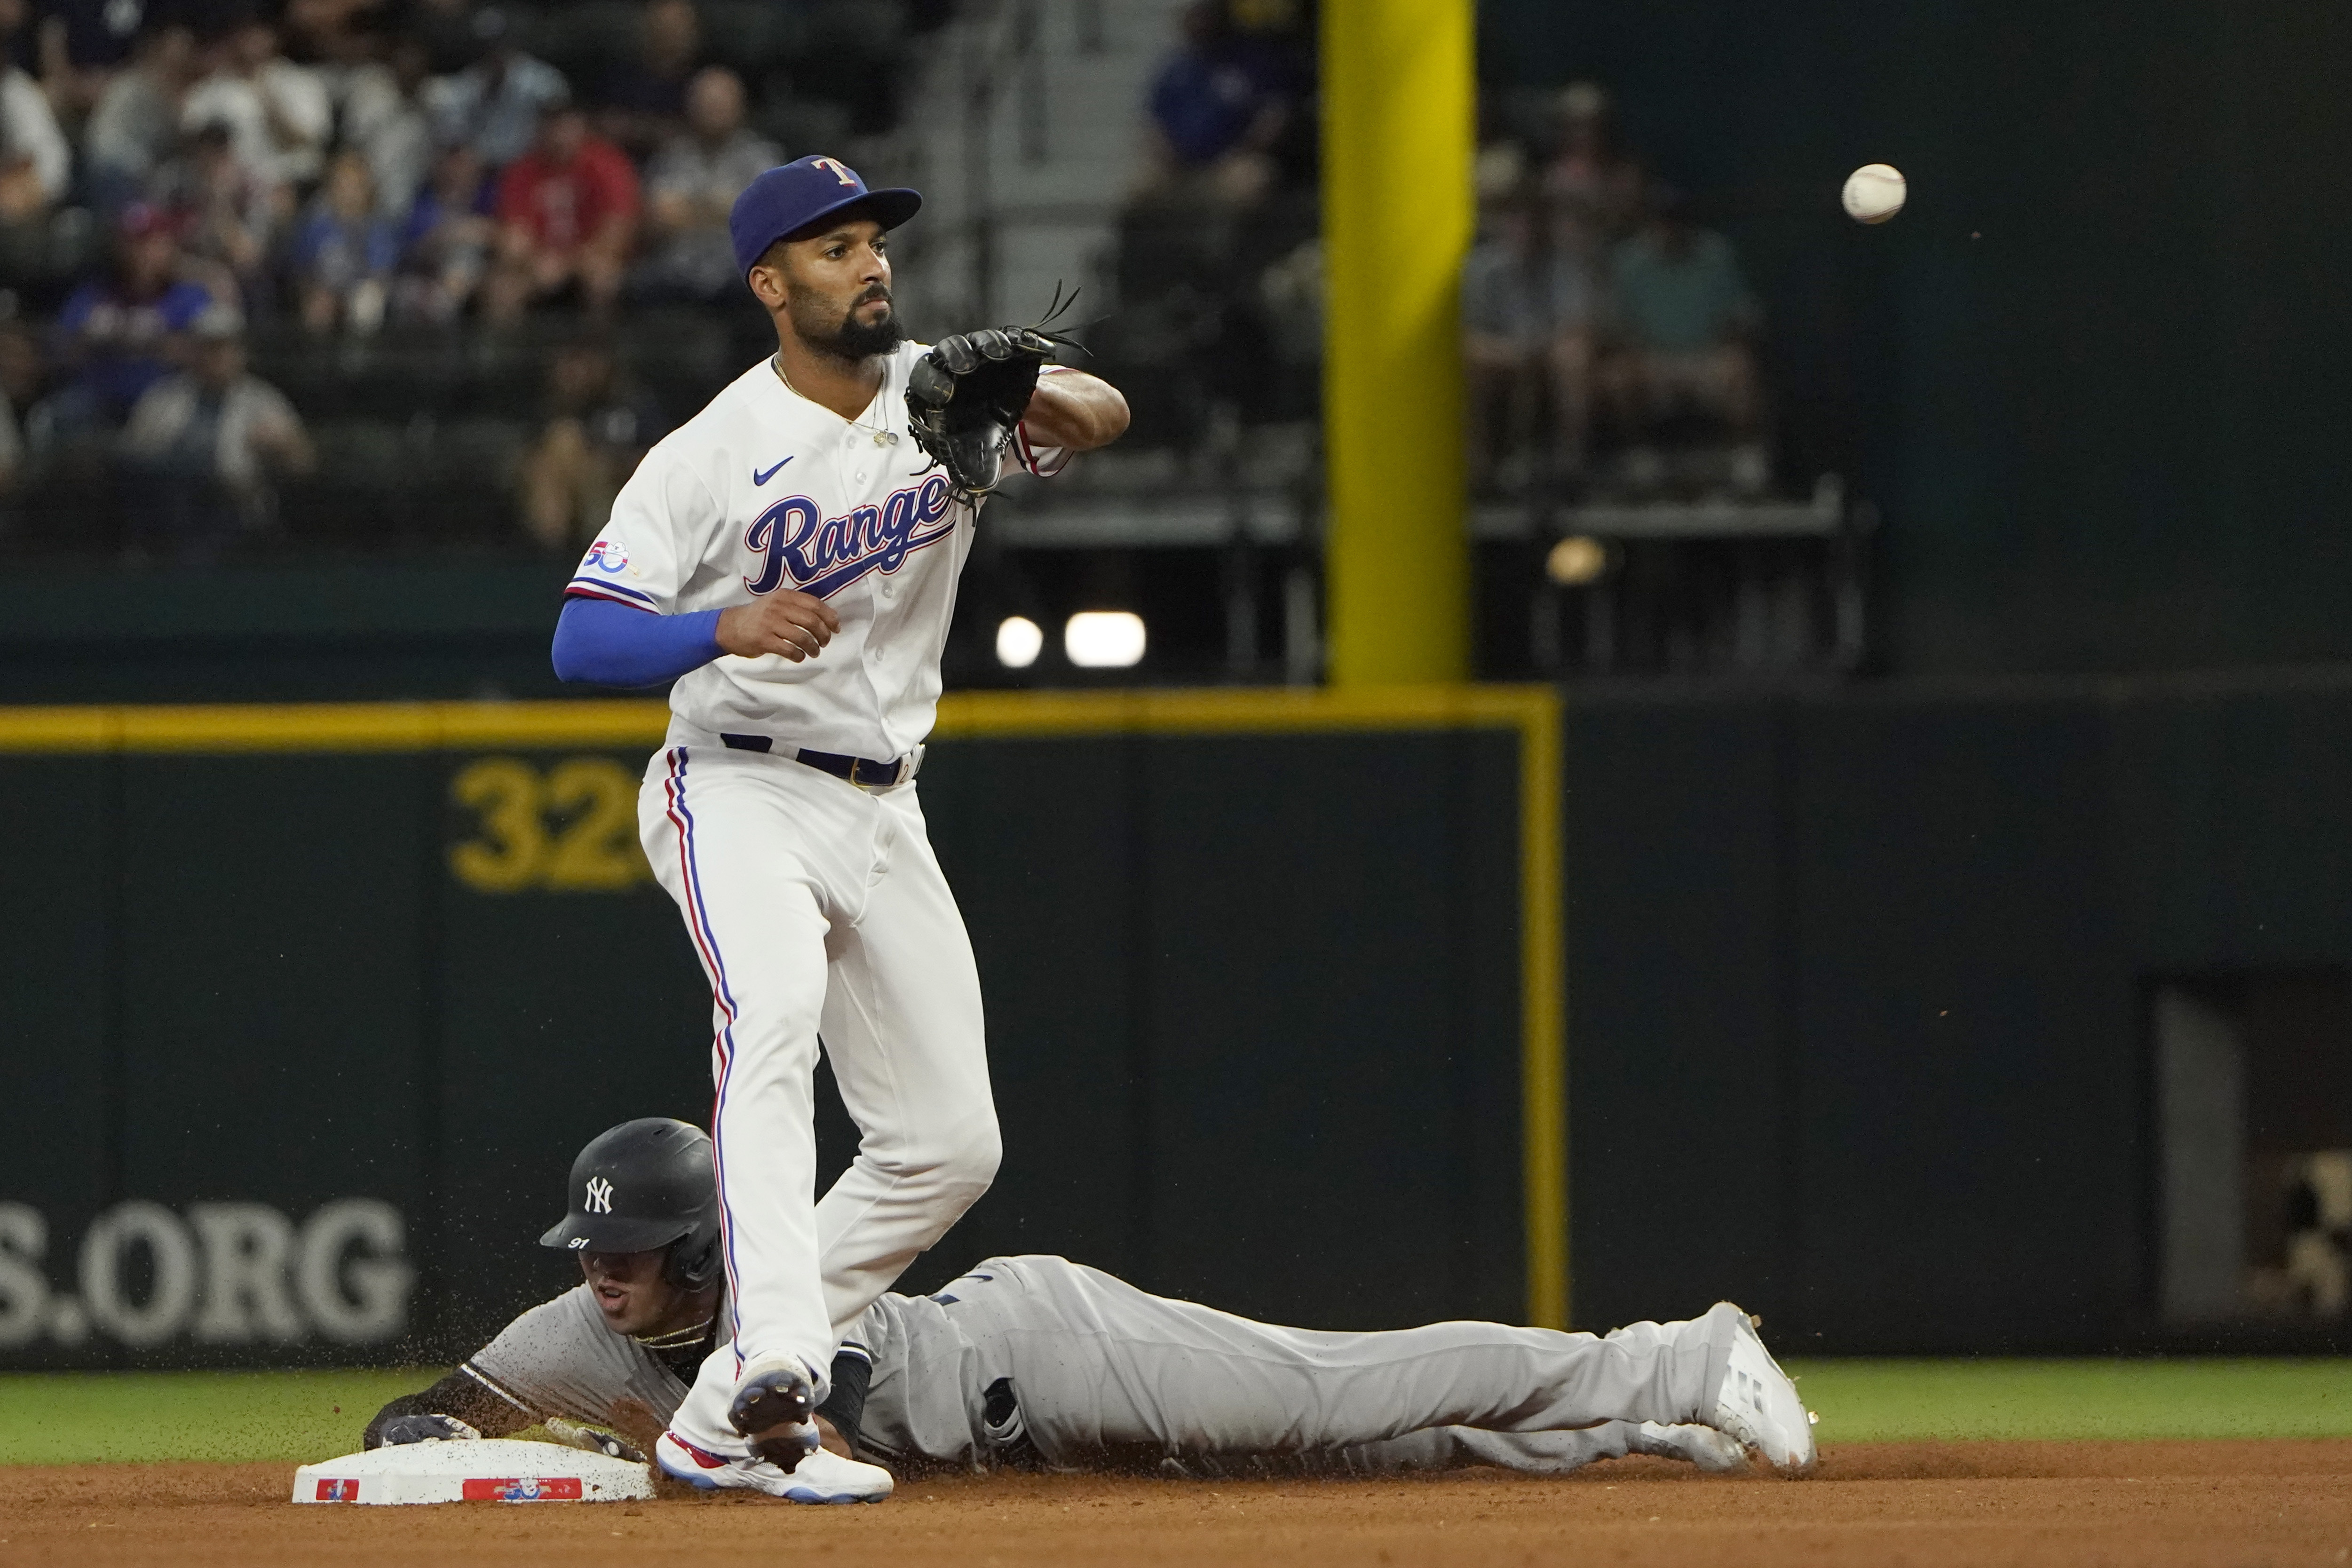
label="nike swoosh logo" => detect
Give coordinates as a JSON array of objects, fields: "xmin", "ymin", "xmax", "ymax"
[{"xmin": 754, "ymin": 457, "xmax": 793, "ymax": 485}]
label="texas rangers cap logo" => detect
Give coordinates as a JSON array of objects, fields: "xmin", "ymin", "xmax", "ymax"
[{"xmin": 729, "ymin": 156, "xmax": 922, "ymax": 277}]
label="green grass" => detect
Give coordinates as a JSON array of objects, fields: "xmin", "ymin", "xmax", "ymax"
[
  {"xmin": 4, "ymin": 1360, "xmax": 2352, "ymax": 1465},
  {"xmin": 1783, "ymin": 1359, "xmax": 2352, "ymax": 1443},
  {"xmin": 0, "ymin": 1368, "xmax": 443, "ymax": 1465}
]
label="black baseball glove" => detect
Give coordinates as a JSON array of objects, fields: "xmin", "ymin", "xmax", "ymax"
[
  {"xmin": 375, "ymin": 1413, "xmax": 482, "ymax": 1446},
  {"xmin": 905, "ymin": 326, "xmax": 1058, "ymax": 503},
  {"xmin": 906, "ymin": 288, "xmax": 1085, "ymax": 504}
]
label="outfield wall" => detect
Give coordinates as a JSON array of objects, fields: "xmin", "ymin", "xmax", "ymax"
[
  {"xmin": 0, "ymin": 693, "xmax": 1541, "ymax": 1368},
  {"xmin": 6, "ymin": 674, "xmax": 2352, "ymax": 1367},
  {"xmin": 1567, "ymin": 671, "xmax": 2352, "ymax": 1354}
]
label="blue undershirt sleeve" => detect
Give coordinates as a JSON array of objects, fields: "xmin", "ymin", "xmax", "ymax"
[{"xmin": 550, "ymin": 596, "xmax": 726, "ymax": 688}]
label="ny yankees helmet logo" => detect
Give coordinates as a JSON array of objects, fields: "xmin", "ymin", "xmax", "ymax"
[
  {"xmin": 810, "ymin": 158, "xmax": 858, "ymax": 188},
  {"xmin": 584, "ymin": 1177, "xmax": 615, "ymax": 1213}
]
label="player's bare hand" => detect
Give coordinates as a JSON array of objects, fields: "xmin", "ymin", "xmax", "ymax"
[{"xmin": 718, "ymin": 594, "xmax": 840, "ymax": 663}]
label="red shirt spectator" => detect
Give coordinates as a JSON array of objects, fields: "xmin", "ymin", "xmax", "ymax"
[
  {"xmin": 487, "ymin": 106, "xmax": 640, "ymax": 323},
  {"xmin": 496, "ymin": 115, "xmax": 641, "ymax": 253}
]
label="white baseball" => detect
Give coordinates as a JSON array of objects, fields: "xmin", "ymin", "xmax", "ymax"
[{"xmin": 1841, "ymin": 163, "xmax": 1906, "ymax": 224}]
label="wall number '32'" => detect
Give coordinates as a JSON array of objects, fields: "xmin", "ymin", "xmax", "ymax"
[{"xmin": 449, "ymin": 756, "xmax": 649, "ymax": 893}]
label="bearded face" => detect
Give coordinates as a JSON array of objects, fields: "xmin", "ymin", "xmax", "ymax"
[{"xmin": 793, "ymin": 280, "xmax": 905, "ymax": 362}]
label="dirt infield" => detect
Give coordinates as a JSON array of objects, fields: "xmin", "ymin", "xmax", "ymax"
[{"xmin": 4, "ymin": 1441, "xmax": 2350, "ymax": 1568}]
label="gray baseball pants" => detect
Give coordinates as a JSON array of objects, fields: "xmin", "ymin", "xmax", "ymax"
[{"xmin": 929, "ymin": 1256, "xmax": 1731, "ymax": 1473}]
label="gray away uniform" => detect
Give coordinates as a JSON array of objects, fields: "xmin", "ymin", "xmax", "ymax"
[
  {"xmin": 465, "ymin": 1255, "xmax": 1728, "ymax": 1477},
  {"xmin": 461, "ymin": 1283, "xmax": 719, "ymax": 1433}
]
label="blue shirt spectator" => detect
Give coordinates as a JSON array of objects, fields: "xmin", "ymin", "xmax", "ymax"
[
  {"xmin": 291, "ymin": 150, "xmax": 400, "ymax": 333},
  {"xmin": 293, "ymin": 199, "xmax": 399, "ymax": 284},
  {"xmin": 55, "ymin": 204, "xmax": 212, "ymax": 420},
  {"xmin": 1147, "ymin": 0, "xmax": 1301, "ymax": 169},
  {"xmin": 393, "ymin": 142, "xmax": 496, "ymax": 325},
  {"xmin": 399, "ymin": 147, "xmax": 497, "ymax": 255}
]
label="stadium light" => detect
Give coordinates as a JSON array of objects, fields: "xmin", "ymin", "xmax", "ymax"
[
  {"xmin": 994, "ymin": 615, "xmax": 1043, "ymax": 669},
  {"xmin": 1545, "ymin": 536, "xmax": 1609, "ymax": 586},
  {"xmin": 1064, "ymin": 611, "xmax": 1146, "ymax": 669}
]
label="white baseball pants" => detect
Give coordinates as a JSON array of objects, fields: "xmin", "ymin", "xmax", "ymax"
[{"xmin": 639, "ymin": 735, "xmax": 999, "ymax": 1456}]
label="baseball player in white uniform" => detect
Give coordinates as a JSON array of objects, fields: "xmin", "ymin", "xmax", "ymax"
[
  {"xmin": 548, "ymin": 156, "xmax": 1130, "ymax": 1496},
  {"xmin": 364, "ymin": 1122, "xmax": 1820, "ymax": 1498}
]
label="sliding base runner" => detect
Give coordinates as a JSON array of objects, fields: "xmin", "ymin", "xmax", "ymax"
[{"xmin": 292, "ymin": 1438, "xmax": 654, "ymax": 1505}]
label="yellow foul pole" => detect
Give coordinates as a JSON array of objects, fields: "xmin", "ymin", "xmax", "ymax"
[{"xmin": 1320, "ymin": 0, "xmax": 1475, "ymax": 686}]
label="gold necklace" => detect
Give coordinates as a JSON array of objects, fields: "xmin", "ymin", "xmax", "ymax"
[
  {"xmin": 773, "ymin": 354, "xmax": 901, "ymax": 447},
  {"xmin": 630, "ymin": 1316, "xmax": 716, "ymax": 1349}
]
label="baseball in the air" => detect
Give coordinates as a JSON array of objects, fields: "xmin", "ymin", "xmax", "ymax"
[{"xmin": 1841, "ymin": 163, "xmax": 1906, "ymax": 224}]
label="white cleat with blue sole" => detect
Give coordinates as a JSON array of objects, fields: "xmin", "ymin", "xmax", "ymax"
[{"xmin": 656, "ymin": 1432, "xmax": 894, "ymax": 1503}]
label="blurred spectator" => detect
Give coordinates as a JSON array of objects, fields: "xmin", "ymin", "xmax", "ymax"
[
  {"xmin": 518, "ymin": 337, "xmax": 658, "ymax": 551},
  {"xmin": 85, "ymin": 20, "xmax": 198, "ymax": 212},
  {"xmin": 41, "ymin": 202, "xmax": 212, "ymax": 440},
  {"xmin": 593, "ymin": 0, "xmax": 699, "ymax": 160},
  {"xmin": 0, "ymin": 388, "xmax": 18, "ymax": 494},
  {"xmin": 392, "ymin": 139, "xmax": 492, "ymax": 322},
  {"xmin": 310, "ymin": 9, "xmax": 405, "ymax": 171},
  {"xmin": 1464, "ymin": 194, "xmax": 1594, "ymax": 491},
  {"xmin": 121, "ymin": 299, "xmax": 313, "ymax": 559},
  {"xmin": 0, "ymin": 311, "xmax": 46, "ymax": 430},
  {"xmin": 632, "ymin": 65, "xmax": 775, "ymax": 302},
  {"xmin": 423, "ymin": 6, "xmax": 567, "ymax": 170},
  {"xmin": 1600, "ymin": 190, "xmax": 1762, "ymax": 444},
  {"xmin": 180, "ymin": 13, "xmax": 332, "ymax": 189},
  {"xmin": 289, "ymin": 148, "xmax": 394, "ymax": 333},
  {"xmin": 150, "ymin": 118, "xmax": 281, "ymax": 307},
  {"xmin": 0, "ymin": 316, "xmax": 33, "ymax": 494},
  {"xmin": 32, "ymin": 0, "xmax": 148, "ymax": 132},
  {"xmin": 1142, "ymin": 0, "xmax": 1305, "ymax": 210},
  {"xmin": 1473, "ymin": 136, "xmax": 1527, "ymax": 208},
  {"xmin": 340, "ymin": 32, "xmax": 432, "ymax": 218},
  {"xmin": 1540, "ymin": 82, "xmax": 1643, "ymax": 259},
  {"xmin": 484, "ymin": 103, "xmax": 638, "ymax": 324},
  {"xmin": 0, "ymin": 0, "xmax": 71, "ymax": 220}
]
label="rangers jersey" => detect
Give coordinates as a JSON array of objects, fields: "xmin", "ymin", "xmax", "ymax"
[{"xmin": 563, "ymin": 345, "xmax": 1067, "ymax": 760}]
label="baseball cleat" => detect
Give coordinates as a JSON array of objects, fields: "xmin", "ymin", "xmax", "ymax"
[
  {"xmin": 655, "ymin": 1431, "xmax": 893, "ymax": 1503},
  {"xmin": 726, "ymin": 1355, "xmax": 821, "ymax": 1470},
  {"xmin": 1704, "ymin": 1302, "xmax": 1817, "ymax": 1475},
  {"xmin": 1631, "ymin": 1420, "xmax": 1753, "ymax": 1474}
]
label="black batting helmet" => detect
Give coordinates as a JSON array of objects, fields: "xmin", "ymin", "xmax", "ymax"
[{"xmin": 539, "ymin": 1118, "xmax": 723, "ymax": 1291}]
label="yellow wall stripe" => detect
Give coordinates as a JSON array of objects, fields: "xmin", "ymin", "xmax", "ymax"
[
  {"xmin": 0, "ymin": 688, "xmax": 1554, "ymax": 750},
  {"xmin": 0, "ymin": 685, "xmax": 1571, "ymax": 1326},
  {"xmin": 1516, "ymin": 689, "xmax": 1568, "ymax": 1330},
  {"xmin": 0, "ymin": 699, "xmax": 671, "ymax": 752}
]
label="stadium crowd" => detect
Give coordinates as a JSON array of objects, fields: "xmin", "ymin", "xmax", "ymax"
[
  {"xmin": 0, "ymin": 0, "xmax": 939, "ymax": 561},
  {"xmin": 0, "ymin": 0, "xmax": 1774, "ymax": 573},
  {"xmin": 1465, "ymin": 82, "xmax": 1765, "ymax": 501},
  {"xmin": 1108, "ymin": 6, "xmax": 1766, "ymax": 507}
]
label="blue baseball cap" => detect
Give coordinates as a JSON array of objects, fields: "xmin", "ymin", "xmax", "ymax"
[{"xmin": 729, "ymin": 156, "xmax": 922, "ymax": 277}]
